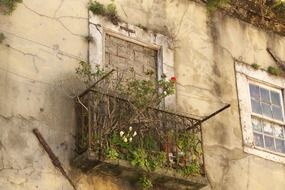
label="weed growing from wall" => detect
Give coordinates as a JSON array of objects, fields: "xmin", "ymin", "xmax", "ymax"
[
  {"xmin": 89, "ymin": 0, "xmax": 120, "ymax": 25},
  {"xmin": 0, "ymin": 0, "xmax": 22, "ymax": 14},
  {"xmin": 267, "ymin": 66, "xmax": 282, "ymax": 76},
  {"xmin": 0, "ymin": 33, "xmax": 5, "ymax": 43},
  {"xmin": 251, "ymin": 63, "xmax": 261, "ymax": 70},
  {"xmin": 206, "ymin": 0, "xmax": 229, "ymax": 11}
]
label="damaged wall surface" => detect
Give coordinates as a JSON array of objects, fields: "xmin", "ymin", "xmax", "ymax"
[{"xmin": 1, "ymin": 0, "xmax": 285, "ymax": 190}]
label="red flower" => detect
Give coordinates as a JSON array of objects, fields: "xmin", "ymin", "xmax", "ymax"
[{"xmin": 170, "ymin": 76, "xmax": 176, "ymax": 82}]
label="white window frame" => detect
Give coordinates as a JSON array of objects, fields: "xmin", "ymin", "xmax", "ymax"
[
  {"xmin": 88, "ymin": 14, "xmax": 175, "ymax": 109},
  {"xmin": 236, "ymin": 61, "xmax": 285, "ymax": 163},
  {"xmin": 249, "ymin": 81, "xmax": 285, "ymax": 125}
]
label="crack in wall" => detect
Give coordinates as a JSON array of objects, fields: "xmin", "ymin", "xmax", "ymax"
[
  {"xmin": 22, "ymin": 3, "xmax": 87, "ymax": 38},
  {"xmin": 0, "ymin": 30, "xmax": 85, "ymax": 62},
  {"xmin": 54, "ymin": 0, "xmax": 65, "ymax": 17}
]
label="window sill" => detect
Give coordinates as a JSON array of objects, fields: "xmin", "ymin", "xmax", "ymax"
[{"xmin": 244, "ymin": 146, "xmax": 285, "ymax": 164}]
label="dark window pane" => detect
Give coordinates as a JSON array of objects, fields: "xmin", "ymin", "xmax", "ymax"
[
  {"xmin": 253, "ymin": 133, "xmax": 264, "ymax": 148},
  {"xmin": 263, "ymin": 122, "xmax": 274, "ymax": 135},
  {"xmin": 261, "ymin": 103, "xmax": 272, "ymax": 118},
  {"xmin": 249, "ymin": 84, "xmax": 260, "ymax": 100},
  {"xmin": 274, "ymin": 125, "xmax": 284, "ymax": 139},
  {"xmin": 251, "ymin": 99, "xmax": 262, "ymax": 114},
  {"xmin": 276, "ymin": 139, "xmax": 285, "ymax": 153},
  {"xmin": 271, "ymin": 91, "xmax": 281, "ymax": 106},
  {"xmin": 252, "ymin": 118, "xmax": 262, "ymax": 132},
  {"xmin": 260, "ymin": 88, "xmax": 270, "ymax": 103},
  {"xmin": 272, "ymin": 106, "xmax": 283, "ymax": 121},
  {"xmin": 264, "ymin": 136, "xmax": 275, "ymax": 151}
]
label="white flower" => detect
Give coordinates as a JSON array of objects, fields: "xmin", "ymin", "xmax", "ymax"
[
  {"xmin": 123, "ymin": 137, "xmax": 128, "ymax": 143},
  {"xmin": 129, "ymin": 126, "xmax": 133, "ymax": 131},
  {"xmin": 120, "ymin": 131, "xmax": 124, "ymax": 137},
  {"xmin": 129, "ymin": 137, "xmax": 133, "ymax": 142},
  {"xmin": 133, "ymin": 131, "xmax": 137, "ymax": 137}
]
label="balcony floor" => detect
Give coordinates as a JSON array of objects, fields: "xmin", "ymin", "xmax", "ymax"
[{"xmin": 73, "ymin": 151, "xmax": 208, "ymax": 190}]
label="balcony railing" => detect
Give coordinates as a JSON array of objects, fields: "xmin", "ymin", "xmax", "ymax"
[{"xmin": 74, "ymin": 89, "xmax": 208, "ymax": 189}]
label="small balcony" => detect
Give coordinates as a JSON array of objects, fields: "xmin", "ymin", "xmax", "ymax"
[{"xmin": 73, "ymin": 88, "xmax": 208, "ymax": 189}]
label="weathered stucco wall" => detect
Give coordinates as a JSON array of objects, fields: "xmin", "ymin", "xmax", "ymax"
[
  {"xmin": 1, "ymin": 0, "xmax": 285, "ymax": 190},
  {"xmin": 0, "ymin": 0, "xmax": 89, "ymax": 189}
]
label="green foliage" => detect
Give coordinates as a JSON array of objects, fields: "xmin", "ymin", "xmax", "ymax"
[
  {"xmin": 0, "ymin": 0, "xmax": 22, "ymax": 14},
  {"xmin": 138, "ymin": 175, "xmax": 153, "ymax": 189},
  {"xmin": 124, "ymin": 73, "xmax": 175, "ymax": 108},
  {"xmin": 131, "ymin": 148, "xmax": 148, "ymax": 169},
  {"xmin": 106, "ymin": 0, "xmax": 117, "ymax": 17},
  {"xmin": 143, "ymin": 134, "xmax": 160, "ymax": 151},
  {"xmin": 146, "ymin": 152, "xmax": 166, "ymax": 171},
  {"xmin": 267, "ymin": 66, "xmax": 282, "ymax": 76},
  {"xmin": 125, "ymin": 79, "xmax": 157, "ymax": 108},
  {"xmin": 105, "ymin": 147, "xmax": 119, "ymax": 160},
  {"xmin": 89, "ymin": 0, "xmax": 119, "ymax": 24},
  {"xmin": 251, "ymin": 63, "xmax": 260, "ymax": 70},
  {"xmin": 0, "ymin": 33, "xmax": 5, "ymax": 43},
  {"xmin": 89, "ymin": 1, "xmax": 105, "ymax": 15},
  {"xmin": 272, "ymin": 0, "xmax": 285, "ymax": 8},
  {"xmin": 75, "ymin": 61, "xmax": 106, "ymax": 85},
  {"xmin": 180, "ymin": 161, "xmax": 200, "ymax": 176},
  {"xmin": 207, "ymin": 0, "xmax": 229, "ymax": 11},
  {"xmin": 177, "ymin": 133, "xmax": 199, "ymax": 153}
]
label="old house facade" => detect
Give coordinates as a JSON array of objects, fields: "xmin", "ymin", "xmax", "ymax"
[{"xmin": 1, "ymin": 0, "xmax": 285, "ymax": 190}]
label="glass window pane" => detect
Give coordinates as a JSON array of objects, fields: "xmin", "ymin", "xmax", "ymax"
[
  {"xmin": 274, "ymin": 125, "xmax": 284, "ymax": 139},
  {"xmin": 253, "ymin": 133, "xmax": 264, "ymax": 148},
  {"xmin": 251, "ymin": 99, "xmax": 262, "ymax": 114},
  {"xmin": 276, "ymin": 139, "xmax": 285, "ymax": 153},
  {"xmin": 264, "ymin": 136, "xmax": 275, "ymax": 151},
  {"xmin": 272, "ymin": 106, "xmax": 283, "ymax": 121},
  {"xmin": 271, "ymin": 91, "xmax": 281, "ymax": 106},
  {"xmin": 261, "ymin": 103, "xmax": 272, "ymax": 118},
  {"xmin": 260, "ymin": 88, "xmax": 270, "ymax": 103},
  {"xmin": 263, "ymin": 122, "xmax": 273, "ymax": 135},
  {"xmin": 249, "ymin": 84, "xmax": 260, "ymax": 100},
  {"xmin": 252, "ymin": 118, "xmax": 262, "ymax": 132}
]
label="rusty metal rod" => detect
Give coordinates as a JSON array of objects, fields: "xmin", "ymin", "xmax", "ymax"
[
  {"xmin": 33, "ymin": 128, "xmax": 77, "ymax": 190},
  {"xmin": 187, "ymin": 104, "xmax": 231, "ymax": 130}
]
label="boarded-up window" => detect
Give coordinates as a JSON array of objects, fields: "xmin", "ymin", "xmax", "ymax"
[{"xmin": 105, "ymin": 34, "xmax": 157, "ymax": 81}]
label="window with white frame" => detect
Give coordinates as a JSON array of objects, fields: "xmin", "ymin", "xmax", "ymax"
[
  {"xmin": 249, "ymin": 83, "xmax": 285, "ymax": 154},
  {"xmin": 236, "ymin": 62, "xmax": 285, "ymax": 163}
]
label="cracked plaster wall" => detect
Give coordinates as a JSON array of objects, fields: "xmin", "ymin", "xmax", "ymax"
[{"xmin": 1, "ymin": 0, "xmax": 285, "ymax": 190}]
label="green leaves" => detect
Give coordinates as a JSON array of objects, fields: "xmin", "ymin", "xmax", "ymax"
[
  {"xmin": 0, "ymin": 0, "xmax": 22, "ymax": 14},
  {"xmin": 0, "ymin": 33, "xmax": 5, "ymax": 44},
  {"xmin": 180, "ymin": 161, "xmax": 200, "ymax": 176},
  {"xmin": 124, "ymin": 75, "xmax": 175, "ymax": 109},
  {"xmin": 138, "ymin": 175, "xmax": 153, "ymax": 189},
  {"xmin": 75, "ymin": 61, "xmax": 106, "ymax": 85},
  {"xmin": 105, "ymin": 147, "xmax": 119, "ymax": 160},
  {"xmin": 131, "ymin": 148, "xmax": 148, "ymax": 168},
  {"xmin": 89, "ymin": 0, "xmax": 119, "ymax": 24},
  {"xmin": 89, "ymin": 1, "xmax": 105, "ymax": 15},
  {"xmin": 206, "ymin": 0, "xmax": 229, "ymax": 11},
  {"xmin": 267, "ymin": 66, "xmax": 282, "ymax": 76}
]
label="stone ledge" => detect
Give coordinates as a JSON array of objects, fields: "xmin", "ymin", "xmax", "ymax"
[{"xmin": 72, "ymin": 151, "xmax": 208, "ymax": 190}]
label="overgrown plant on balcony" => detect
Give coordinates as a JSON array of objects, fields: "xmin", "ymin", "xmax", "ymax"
[{"xmin": 75, "ymin": 61, "xmax": 204, "ymax": 188}]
